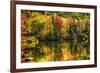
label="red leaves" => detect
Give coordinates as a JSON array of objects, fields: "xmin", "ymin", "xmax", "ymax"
[
  {"xmin": 21, "ymin": 15, "xmax": 27, "ymax": 32},
  {"xmin": 55, "ymin": 16, "xmax": 73, "ymax": 28},
  {"xmin": 55, "ymin": 16, "xmax": 63, "ymax": 27}
]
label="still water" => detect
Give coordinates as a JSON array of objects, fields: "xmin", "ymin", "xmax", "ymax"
[{"xmin": 21, "ymin": 39, "xmax": 90, "ymax": 63}]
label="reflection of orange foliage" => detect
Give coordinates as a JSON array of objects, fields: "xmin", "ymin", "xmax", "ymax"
[
  {"xmin": 21, "ymin": 50, "xmax": 25, "ymax": 57},
  {"xmin": 47, "ymin": 51, "xmax": 52, "ymax": 58},
  {"xmin": 43, "ymin": 46, "xmax": 53, "ymax": 60},
  {"xmin": 21, "ymin": 49, "xmax": 26, "ymax": 63},
  {"xmin": 58, "ymin": 54, "xmax": 64, "ymax": 61},
  {"xmin": 67, "ymin": 52, "xmax": 75, "ymax": 60},
  {"xmin": 61, "ymin": 48, "xmax": 75, "ymax": 61}
]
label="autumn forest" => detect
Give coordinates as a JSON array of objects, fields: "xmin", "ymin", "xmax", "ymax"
[{"xmin": 21, "ymin": 10, "xmax": 90, "ymax": 63}]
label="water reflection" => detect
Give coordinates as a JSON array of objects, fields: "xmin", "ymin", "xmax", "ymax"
[{"xmin": 21, "ymin": 40, "xmax": 90, "ymax": 63}]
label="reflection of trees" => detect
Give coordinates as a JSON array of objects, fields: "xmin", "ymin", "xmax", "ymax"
[
  {"xmin": 21, "ymin": 38, "xmax": 89, "ymax": 62},
  {"xmin": 66, "ymin": 23, "xmax": 90, "ymax": 60}
]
